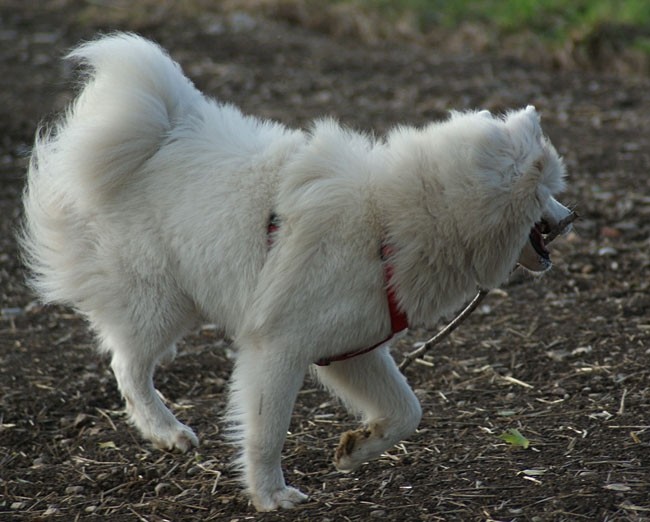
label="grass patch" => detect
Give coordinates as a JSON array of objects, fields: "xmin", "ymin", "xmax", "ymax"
[
  {"xmin": 289, "ymin": 0, "xmax": 650, "ymax": 71},
  {"xmin": 346, "ymin": 0, "xmax": 650, "ymax": 42}
]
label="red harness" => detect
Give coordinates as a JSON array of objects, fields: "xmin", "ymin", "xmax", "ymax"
[{"xmin": 267, "ymin": 214, "xmax": 408, "ymax": 366}]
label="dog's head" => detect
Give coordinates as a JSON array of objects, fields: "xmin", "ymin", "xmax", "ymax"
[
  {"xmin": 383, "ymin": 105, "xmax": 571, "ymax": 304},
  {"xmin": 442, "ymin": 105, "xmax": 571, "ymax": 287}
]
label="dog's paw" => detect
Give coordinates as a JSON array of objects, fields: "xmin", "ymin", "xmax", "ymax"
[
  {"xmin": 334, "ymin": 422, "xmax": 390, "ymax": 472},
  {"xmin": 252, "ymin": 486, "xmax": 308, "ymax": 512},
  {"xmin": 334, "ymin": 427, "xmax": 372, "ymax": 471},
  {"xmin": 151, "ymin": 423, "xmax": 199, "ymax": 453}
]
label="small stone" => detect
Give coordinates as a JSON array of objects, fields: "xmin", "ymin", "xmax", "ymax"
[
  {"xmin": 597, "ymin": 246, "xmax": 618, "ymax": 257},
  {"xmin": 31, "ymin": 457, "xmax": 47, "ymax": 468},
  {"xmin": 65, "ymin": 485, "xmax": 84, "ymax": 495}
]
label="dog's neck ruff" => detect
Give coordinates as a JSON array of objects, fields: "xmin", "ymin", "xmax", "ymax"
[{"xmin": 267, "ymin": 214, "xmax": 408, "ymax": 366}]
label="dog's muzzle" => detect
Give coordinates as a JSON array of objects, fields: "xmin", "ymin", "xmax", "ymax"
[{"xmin": 518, "ymin": 197, "xmax": 573, "ymax": 273}]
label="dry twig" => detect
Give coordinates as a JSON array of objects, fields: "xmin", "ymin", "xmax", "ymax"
[
  {"xmin": 544, "ymin": 211, "xmax": 579, "ymax": 243},
  {"xmin": 398, "ymin": 290, "xmax": 488, "ymax": 371}
]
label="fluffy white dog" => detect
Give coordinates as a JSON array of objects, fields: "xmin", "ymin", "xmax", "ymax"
[{"xmin": 21, "ymin": 33, "xmax": 572, "ymax": 511}]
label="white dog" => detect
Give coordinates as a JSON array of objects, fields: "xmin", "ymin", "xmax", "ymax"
[{"xmin": 21, "ymin": 33, "xmax": 571, "ymax": 511}]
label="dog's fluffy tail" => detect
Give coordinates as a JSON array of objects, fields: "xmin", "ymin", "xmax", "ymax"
[
  {"xmin": 21, "ymin": 33, "xmax": 202, "ymax": 304},
  {"xmin": 47, "ymin": 32, "xmax": 202, "ymax": 206}
]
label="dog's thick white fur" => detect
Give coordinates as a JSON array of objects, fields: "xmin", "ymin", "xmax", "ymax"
[{"xmin": 21, "ymin": 33, "xmax": 571, "ymax": 511}]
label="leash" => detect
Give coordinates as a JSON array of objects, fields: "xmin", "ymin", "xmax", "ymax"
[{"xmin": 398, "ymin": 289, "xmax": 488, "ymax": 371}]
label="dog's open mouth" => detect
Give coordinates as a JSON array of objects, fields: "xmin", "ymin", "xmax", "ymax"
[
  {"xmin": 519, "ymin": 211, "xmax": 577, "ymax": 273},
  {"xmin": 529, "ymin": 221, "xmax": 550, "ymax": 260},
  {"xmin": 519, "ymin": 220, "xmax": 553, "ymax": 272}
]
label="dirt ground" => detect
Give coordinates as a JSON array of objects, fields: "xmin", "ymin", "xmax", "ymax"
[{"xmin": 2, "ymin": 3, "xmax": 650, "ymax": 521}]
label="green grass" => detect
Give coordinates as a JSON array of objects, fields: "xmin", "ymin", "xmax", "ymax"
[{"xmin": 341, "ymin": 0, "xmax": 650, "ymax": 43}]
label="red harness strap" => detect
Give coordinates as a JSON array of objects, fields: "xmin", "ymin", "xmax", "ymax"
[
  {"xmin": 266, "ymin": 214, "xmax": 408, "ymax": 366},
  {"xmin": 381, "ymin": 244, "xmax": 409, "ymax": 333}
]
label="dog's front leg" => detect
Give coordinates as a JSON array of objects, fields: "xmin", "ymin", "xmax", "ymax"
[
  {"xmin": 313, "ymin": 347, "xmax": 422, "ymax": 471},
  {"xmin": 228, "ymin": 341, "xmax": 309, "ymax": 511}
]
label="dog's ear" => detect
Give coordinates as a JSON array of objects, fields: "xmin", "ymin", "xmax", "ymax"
[
  {"xmin": 504, "ymin": 106, "xmax": 545, "ymax": 179},
  {"xmin": 505, "ymin": 105, "xmax": 542, "ymax": 147},
  {"xmin": 505, "ymin": 106, "xmax": 566, "ymax": 198}
]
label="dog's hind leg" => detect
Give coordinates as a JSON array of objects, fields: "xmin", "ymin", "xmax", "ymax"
[
  {"xmin": 108, "ymin": 339, "xmax": 198, "ymax": 452},
  {"xmin": 227, "ymin": 342, "xmax": 309, "ymax": 511},
  {"xmin": 90, "ymin": 292, "xmax": 199, "ymax": 453},
  {"xmin": 313, "ymin": 346, "xmax": 422, "ymax": 471}
]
